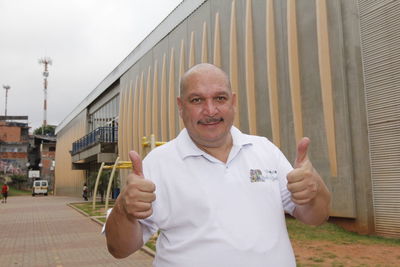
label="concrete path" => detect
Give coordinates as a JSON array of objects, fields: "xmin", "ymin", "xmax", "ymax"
[{"xmin": 0, "ymin": 195, "xmax": 153, "ymax": 267}]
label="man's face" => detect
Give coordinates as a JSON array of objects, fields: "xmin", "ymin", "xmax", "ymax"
[{"xmin": 177, "ymin": 69, "xmax": 236, "ymax": 148}]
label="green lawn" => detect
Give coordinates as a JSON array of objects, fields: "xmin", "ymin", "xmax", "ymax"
[
  {"xmin": 287, "ymin": 217, "xmax": 400, "ymax": 266},
  {"xmin": 286, "ymin": 217, "xmax": 400, "ymax": 246},
  {"xmin": 70, "ymin": 202, "xmax": 400, "ymax": 261},
  {"xmin": 5, "ymin": 186, "xmax": 32, "ymax": 196},
  {"xmin": 71, "ymin": 201, "xmax": 115, "ymax": 217}
]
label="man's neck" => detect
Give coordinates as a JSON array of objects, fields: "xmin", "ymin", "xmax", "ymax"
[{"xmin": 196, "ymin": 134, "xmax": 233, "ymax": 163}]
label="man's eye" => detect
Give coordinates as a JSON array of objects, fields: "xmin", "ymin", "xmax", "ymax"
[
  {"xmin": 190, "ymin": 98, "xmax": 201, "ymax": 103},
  {"xmin": 216, "ymin": 96, "xmax": 227, "ymax": 101}
]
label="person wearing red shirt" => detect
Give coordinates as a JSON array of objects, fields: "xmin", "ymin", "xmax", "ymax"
[{"xmin": 2, "ymin": 183, "xmax": 9, "ymax": 203}]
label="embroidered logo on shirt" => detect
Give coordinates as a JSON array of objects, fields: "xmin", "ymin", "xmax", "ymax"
[{"xmin": 249, "ymin": 169, "xmax": 278, "ymax": 182}]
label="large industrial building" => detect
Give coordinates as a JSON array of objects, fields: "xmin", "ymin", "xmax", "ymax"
[{"xmin": 55, "ymin": 0, "xmax": 400, "ymax": 238}]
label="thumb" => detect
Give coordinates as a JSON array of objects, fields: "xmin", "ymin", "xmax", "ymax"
[
  {"xmin": 128, "ymin": 150, "xmax": 144, "ymax": 178},
  {"xmin": 294, "ymin": 137, "xmax": 310, "ymax": 168}
]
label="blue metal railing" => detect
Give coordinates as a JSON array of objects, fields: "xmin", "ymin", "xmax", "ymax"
[{"xmin": 72, "ymin": 126, "xmax": 118, "ymax": 155}]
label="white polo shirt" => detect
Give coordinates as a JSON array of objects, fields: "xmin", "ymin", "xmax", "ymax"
[{"xmin": 140, "ymin": 126, "xmax": 296, "ymax": 267}]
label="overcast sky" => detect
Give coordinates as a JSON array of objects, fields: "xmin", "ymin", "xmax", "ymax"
[{"xmin": 0, "ymin": 0, "xmax": 182, "ymax": 132}]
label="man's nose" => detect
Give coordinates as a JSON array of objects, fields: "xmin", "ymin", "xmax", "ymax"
[{"xmin": 203, "ymin": 100, "xmax": 218, "ymax": 116}]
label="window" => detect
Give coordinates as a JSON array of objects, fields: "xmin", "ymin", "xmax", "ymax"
[{"xmin": 89, "ymin": 95, "xmax": 120, "ymax": 131}]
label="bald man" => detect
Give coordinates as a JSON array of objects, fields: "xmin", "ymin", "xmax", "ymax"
[{"xmin": 105, "ymin": 63, "xmax": 331, "ymax": 267}]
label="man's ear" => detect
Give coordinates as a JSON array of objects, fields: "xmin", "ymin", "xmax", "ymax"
[
  {"xmin": 232, "ymin": 93, "xmax": 237, "ymax": 110},
  {"xmin": 177, "ymin": 96, "xmax": 183, "ymax": 117}
]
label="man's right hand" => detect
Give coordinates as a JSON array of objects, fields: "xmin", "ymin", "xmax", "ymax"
[{"xmin": 118, "ymin": 151, "xmax": 156, "ymax": 221}]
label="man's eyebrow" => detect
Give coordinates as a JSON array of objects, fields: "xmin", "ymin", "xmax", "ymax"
[
  {"xmin": 188, "ymin": 90, "xmax": 229, "ymax": 96},
  {"xmin": 186, "ymin": 93, "xmax": 202, "ymax": 98}
]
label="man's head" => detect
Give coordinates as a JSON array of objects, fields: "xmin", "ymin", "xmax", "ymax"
[{"xmin": 178, "ymin": 63, "xmax": 236, "ymax": 149}]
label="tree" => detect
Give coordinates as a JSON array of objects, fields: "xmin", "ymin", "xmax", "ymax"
[
  {"xmin": 10, "ymin": 174, "xmax": 28, "ymax": 190},
  {"xmin": 33, "ymin": 125, "xmax": 56, "ymax": 136},
  {"xmin": 87, "ymin": 170, "xmax": 120, "ymax": 203}
]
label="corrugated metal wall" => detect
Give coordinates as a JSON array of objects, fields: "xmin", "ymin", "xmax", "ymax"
[
  {"xmin": 55, "ymin": 0, "xmax": 385, "ymax": 235},
  {"xmin": 117, "ymin": 0, "xmax": 362, "ymax": 218},
  {"xmin": 54, "ymin": 110, "xmax": 87, "ymax": 196},
  {"xmin": 359, "ymin": 0, "xmax": 400, "ymax": 238}
]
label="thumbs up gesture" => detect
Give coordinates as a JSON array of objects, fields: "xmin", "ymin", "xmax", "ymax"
[
  {"xmin": 287, "ymin": 137, "xmax": 321, "ymax": 205},
  {"xmin": 118, "ymin": 151, "xmax": 156, "ymax": 221}
]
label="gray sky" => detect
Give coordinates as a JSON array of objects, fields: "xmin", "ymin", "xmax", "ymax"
[{"xmin": 0, "ymin": 0, "xmax": 182, "ymax": 132}]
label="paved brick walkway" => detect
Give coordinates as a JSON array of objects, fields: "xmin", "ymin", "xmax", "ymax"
[{"xmin": 0, "ymin": 196, "xmax": 153, "ymax": 267}]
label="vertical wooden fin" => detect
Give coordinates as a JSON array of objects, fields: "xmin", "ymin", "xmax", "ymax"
[
  {"xmin": 213, "ymin": 12, "xmax": 221, "ymax": 67},
  {"xmin": 152, "ymin": 60, "xmax": 159, "ymax": 139},
  {"xmin": 266, "ymin": 0, "xmax": 281, "ymax": 147},
  {"xmin": 287, "ymin": 0, "xmax": 304, "ymax": 142},
  {"xmin": 230, "ymin": 0, "xmax": 240, "ymax": 128},
  {"xmin": 201, "ymin": 22, "xmax": 208, "ymax": 63},
  {"xmin": 169, "ymin": 48, "xmax": 176, "ymax": 139},
  {"xmin": 122, "ymin": 83, "xmax": 130, "ymax": 160},
  {"xmin": 189, "ymin": 31, "xmax": 196, "ymax": 68},
  {"xmin": 138, "ymin": 72, "xmax": 145, "ymax": 157},
  {"xmin": 316, "ymin": 0, "xmax": 337, "ymax": 177},
  {"xmin": 133, "ymin": 76, "xmax": 139, "ymax": 151},
  {"xmin": 161, "ymin": 54, "xmax": 168, "ymax": 141},
  {"xmin": 145, "ymin": 66, "xmax": 152, "ymax": 137},
  {"xmin": 179, "ymin": 40, "xmax": 186, "ymax": 130},
  {"xmin": 117, "ymin": 84, "xmax": 126, "ymax": 158},
  {"xmin": 245, "ymin": 0, "xmax": 257, "ymax": 135},
  {"xmin": 126, "ymin": 80, "xmax": 134, "ymax": 154}
]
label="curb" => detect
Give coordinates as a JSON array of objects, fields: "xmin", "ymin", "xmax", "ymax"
[
  {"xmin": 67, "ymin": 203, "xmax": 90, "ymax": 217},
  {"xmin": 140, "ymin": 245, "xmax": 156, "ymax": 257},
  {"xmin": 67, "ymin": 202, "xmax": 156, "ymax": 258}
]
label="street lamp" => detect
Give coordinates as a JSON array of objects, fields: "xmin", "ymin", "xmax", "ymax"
[{"xmin": 2, "ymin": 84, "xmax": 11, "ymax": 119}]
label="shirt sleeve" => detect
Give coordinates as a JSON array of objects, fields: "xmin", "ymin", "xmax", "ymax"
[
  {"xmin": 101, "ymin": 208, "xmax": 113, "ymax": 234},
  {"xmin": 139, "ymin": 218, "xmax": 158, "ymax": 244},
  {"xmin": 275, "ymin": 148, "xmax": 297, "ymax": 216}
]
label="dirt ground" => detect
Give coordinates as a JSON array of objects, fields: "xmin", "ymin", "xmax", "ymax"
[{"xmin": 292, "ymin": 240, "xmax": 400, "ymax": 267}]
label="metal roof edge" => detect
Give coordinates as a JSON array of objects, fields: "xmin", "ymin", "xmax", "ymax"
[{"xmin": 55, "ymin": 0, "xmax": 206, "ymax": 134}]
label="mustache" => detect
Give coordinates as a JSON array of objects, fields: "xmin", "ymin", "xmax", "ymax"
[{"xmin": 197, "ymin": 117, "xmax": 224, "ymax": 124}]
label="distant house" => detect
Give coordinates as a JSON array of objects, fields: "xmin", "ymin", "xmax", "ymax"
[
  {"xmin": 0, "ymin": 118, "xmax": 30, "ymax": 177},
  {"xmin": 28, "ymin": 135, "xmax": 56, "ymax": 190}
]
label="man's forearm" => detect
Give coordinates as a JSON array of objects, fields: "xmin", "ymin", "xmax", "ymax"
[{"xmin": 105, "ymin": 200, "xmax": 144, "ymax": 258}]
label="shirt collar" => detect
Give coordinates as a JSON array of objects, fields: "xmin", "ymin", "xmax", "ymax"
[{"xmin": 176, "ymin": 126, "xmax": 253, "ymax": 160}]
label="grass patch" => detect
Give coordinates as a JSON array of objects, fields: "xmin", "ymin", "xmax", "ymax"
[
  {"xmin": 145, "ymin": 240, "xmax": 157, "ymax": 251},
  {"xmin": 322, "ymin": 251, "xmax": 337, "ymax": 259},
  {"xmin": 6, "ymin": 186, "xmax": 32, "ymax": 196},
  {"xmin": 286, "ymin": 217, "xmax": 400, "ymax": 246},
  {"xmin": 145, "ymin": 233, "xmax": 158, "ymax": 252},
  {"xmin": 70, "ymin": 202, "xmax": 400, "ymax": 256},
  {"xmin": 70, "ymin": 201, "xmax": 156, "ymax": 253},
  {"xmin": 70, "ymin": 201, "xmax": 115, "ymax": 217},
  {"xmin": 331, "ymin": 261, "xmax": 345, "ymax": 267},
  {"xmin": 97, "ymin": 217, "xmax": 106, "ymax": 223},
  {"xmin": 308, "ymin": 256, "xmax": 324, "ymax": 263}
]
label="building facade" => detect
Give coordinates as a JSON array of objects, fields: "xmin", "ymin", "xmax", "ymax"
[
  {"xmin": 55, "ymin": 0, "xmax": 400, "ymax": 238},
  {"xmin": 0, "ymin": 118, "xmax": 30, "ymax": 177},
  {"xmin": 28, "ymin": 135, "xmax": 57, "ymax": 190}
]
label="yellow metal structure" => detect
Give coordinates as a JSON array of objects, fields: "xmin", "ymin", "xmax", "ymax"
[
  {"xmin": 142, "ymin": 134, "xmax": 166, "ymax": 149},
  {"xmin": 92, "ymin": 162, "xmax": 105, "ymax": 211},
  {"xmin": 104, "ymin": 157, "xmax": 120, "ymax": 212},
  {"xmin": 96, "ymin": 134, "xmax": 166, "ymax": 215}
]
